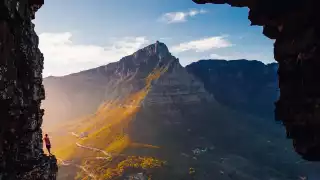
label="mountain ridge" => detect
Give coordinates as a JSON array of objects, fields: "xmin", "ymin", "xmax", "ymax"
[
  {"xmin": 42, "ymin": 41, "xmax": 279, "ymax": 124},
  {"xmin": 44, "ymin": 59, "xmax": 278, "ymax": 79},
  {"xmin": 186, "ymin": 59, "xmax": 279, "ymax": 119},
  {"xmin": 43, "ymin": 56, "xmax": 278, "ymax": 125},
  {"xmin": 42, "ymin": 41, "xmax": 207, "ymax": 125}
]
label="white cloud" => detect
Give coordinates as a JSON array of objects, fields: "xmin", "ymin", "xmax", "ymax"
[
  {"xmin": 159, "ymin": 9, "xmax": 207, "ymax": 24},
  {"xmin": 171, "ymin": 36, "xmax": 233, "ymax": 53},
  {"xmin": 39, "ymin": 32, "xmax": 149, "ymax": 77}
]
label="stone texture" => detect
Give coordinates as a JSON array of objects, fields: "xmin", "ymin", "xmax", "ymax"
[
  {"xmin": 192, "ymin": 0, "xmax": 320, "ymax": 161},
  {"xmin": 0, "ymin": 0, "xmax": 57, "ymax": 179}
]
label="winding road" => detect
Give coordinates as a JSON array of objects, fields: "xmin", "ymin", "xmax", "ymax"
[
  {"xmin": 71, "ymin": 131, "xmax": 112, "ymax": 157},
  {"xmin": 75, "ymin": 142, "xmax": 112, "ymax": 158},
  {"xmin": 57, "ymin": 131, "xmax": 115, "ymax": 179}
]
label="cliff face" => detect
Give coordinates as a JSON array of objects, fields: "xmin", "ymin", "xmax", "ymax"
[
  {"xmin": 186, "ymin": 60, "xmax": 278, "ymax": 119},
  {"xmin": 193, "ymin": 0, "xmax": 320, "ymax": 161},
  {"xmin": 0, "ymin": 0, "xmax": 57, "ymax": 179},
  {"xmin": 141, "ymin": 48, "xmax": 214, "ymax": 106}
]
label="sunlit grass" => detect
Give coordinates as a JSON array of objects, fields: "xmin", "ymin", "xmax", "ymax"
[
  {"xmin": 105, "ymin": 135, "xmax": 130, "ymax": 154},
  {"xmin": 46, "ymin": 66, "xmax": 170, "ymax": 179},
  {"xmin": 102, "ymin": 156, "xmax": 165, "ymax": 180}
]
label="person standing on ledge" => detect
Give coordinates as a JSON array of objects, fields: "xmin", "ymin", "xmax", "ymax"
[{"xmin": 43, "ymin": 134, "xmax": 52, "ymax": 155}]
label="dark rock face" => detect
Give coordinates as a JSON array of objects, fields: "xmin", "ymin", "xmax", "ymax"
[
  {"xmin": 192, "ymin": 0, "xmax": 320, "ymax": 161},
  {"xmin": 186, "ymin": 60, "xmax": 278, "ymax": 119},
  {"xmin": 0, "ymin": 0, "xmax": 57, "ymax": 179}
]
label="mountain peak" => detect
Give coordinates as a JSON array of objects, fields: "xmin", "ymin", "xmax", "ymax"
[
  {"xmin": 116, "ymin": 41, "xmax": 174, "ymax": 70},
  {"xmin": 154, "ymin": 41, "xmax": 170, "ymax": 56},
  {"xmin": 148, "ymin": 40, "xmax": 169, "ymax": 52},
  {"xmin": 133, "ymin": 41, "xmax": 170, "ymax": 58}
]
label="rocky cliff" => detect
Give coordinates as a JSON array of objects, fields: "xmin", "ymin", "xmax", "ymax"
[
  {"xmin": 186, "ymin": 60, "xmax": 278, "ymax": 119},
  {"xmin": 192, "ymin": 0, "xmax": 320, "ymax": 161},
  {"xmin": 0, "ymin": 0, "xmax": 57, "ymax": 179}
]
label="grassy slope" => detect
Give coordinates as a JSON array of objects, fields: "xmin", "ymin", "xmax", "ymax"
[{"xmin": 43, "ymin": 67, "xmax": 169, "ymax": 180}]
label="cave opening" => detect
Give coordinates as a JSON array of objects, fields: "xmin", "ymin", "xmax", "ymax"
[{"xmin": 1, "ymin": 0, "xmax": 320, "ymax": 179}]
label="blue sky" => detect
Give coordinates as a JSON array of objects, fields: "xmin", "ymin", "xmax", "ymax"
[{"xmin": 34, "ymin": 0, "xmax": 275, "ymax": 77}]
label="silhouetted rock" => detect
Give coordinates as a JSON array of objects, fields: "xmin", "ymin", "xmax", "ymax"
[{"xmin": 0, "ymin": 0, "xmax": 57, "ymax": 179}]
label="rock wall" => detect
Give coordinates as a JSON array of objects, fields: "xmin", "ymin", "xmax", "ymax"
[
  {"xmin": 193, "ymin": 0, "xmax": 320, "ymax": 161},
  {"xmin": 0, "ymin": 0, "xmax": 57, "ymax": 179}
]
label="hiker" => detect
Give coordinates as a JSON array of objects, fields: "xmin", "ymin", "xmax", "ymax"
[{"xmin": 43, "ymin": 134, "xmax": 52, "ymax": 155}]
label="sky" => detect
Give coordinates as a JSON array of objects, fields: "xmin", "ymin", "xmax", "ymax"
[{"xmin": 34, "ymin": 0, "xmax": 275, "ymax": 77}]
